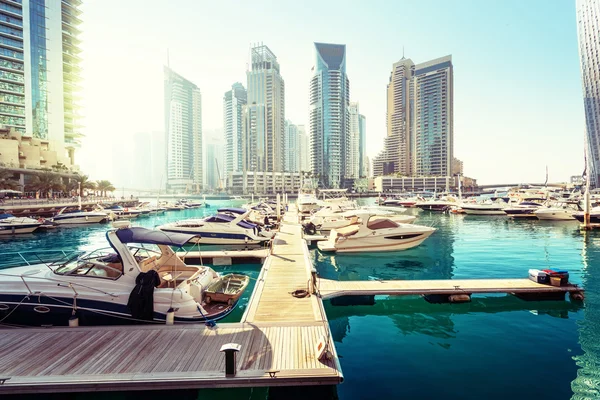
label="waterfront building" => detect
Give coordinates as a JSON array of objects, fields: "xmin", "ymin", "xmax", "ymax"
[
  {"xmin": 284, "ymin": 120, "xmax": 299, "ymax": 172},
  {"xmin": 228, "ymin": 171, "xmax": 302, "ymax": 195},
  {"xmin": 374, "ymin": 175, "xmax": 454, "ymax": 193},
  {"xmin": 0, "ymin": 126, "xmax": 69, "ymax": 170},
  {"xmin": 0, "ymin": 0, "xmax": 83, "ymax": 167},
  {"xmin": 359, "ymin": 114, "xmax": 367, "ymax": 177},
  {"xmin": 223, "ymin": 83, "xmax": 246, "ymax": 186},
  {"xmin": 244, "ymin": 44, "xmax": 285, "ymax": 173},
  {"xmin": 373, "ymin": 55, "xmax": 453, "ymax": 178},
  {"xmin": 309, "ymin": 42, "xmax": 350, "ymax": 188},
  {"xmin": 164, "ymin": 66, "xmax": 202, "ymax": 193},
  {"xmin": 452, "ymin": 157, "xmax": 463, "ymax": 176},
  {"xmin": 577, "ymin": 0, "xmax": 600, "ymax": 186},
  {"xmin": 298, "ymin": 124, "xmax": 309, "ymax": 172},
  {"xmin": 348, "ymin": 102, "xmax": 360, "ymax": 179}
]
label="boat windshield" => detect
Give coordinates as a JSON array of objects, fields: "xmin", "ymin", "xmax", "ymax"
[{"xmin": 53, "ymin": 248, "xmax": 124, "ymax": 279}]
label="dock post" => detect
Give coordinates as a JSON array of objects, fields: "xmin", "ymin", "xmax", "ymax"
[
  {"xmin": 220, "ymin": 343, "xmax": 241, "ymax": 377},
  {"xmin": 276, "ymin": 193, "xmax": 281, "ymax": 222},
  {"xmin": 311, "ymin": 268, "xmax": 318, "ymax": 294}
]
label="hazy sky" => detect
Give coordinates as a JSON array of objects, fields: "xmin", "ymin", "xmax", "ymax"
[{"xmin": 78, "ymin": 0, "xmax": 584, "ymax": 185}]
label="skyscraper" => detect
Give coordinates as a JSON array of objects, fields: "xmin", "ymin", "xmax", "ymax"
[
  {"xmin": 223, "ymin": 82, "xmax": 246, "ymax": 185},
  {"xmin": 577, "ymin": 0, "xmax": 600, "ymax": 186},
  {"xmin": 348, "ymin": 102, "xmax": 360, "ymax": 179},
  {"xmin": 204, "ymin": 128, "xmax": 224, "ymax": 191},
  {"xmin": 309, "ymin": 42, "xmax": 350, "ymax": 188},
  {"xmin": 359, "ymin": 114, "xmax": 367, "ymax": 177},
  {"xmin": 0, "ymin": 0, "xmax": 83, "ymax": 166},
  {"xmin": 244, "ymin": 44, "xmax": 285, "ymax": 173},
  {"xmin": 164, "ymin": 66, "xmax": 202, "ymax": 192},
  {"xmin": 373, "ymin": 55, "xmax": 453, "ymax": 178},
  {"xmin": 298, "ymin": 124, "xmax": 309, "ymax": 172},
  {"xmin": 284, "ymin": 120, "xmax": 299, "ymax": 172}
]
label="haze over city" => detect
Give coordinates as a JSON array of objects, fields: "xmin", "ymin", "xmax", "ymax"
[{"xmin": 78, "ymin": 0, "xmax": 584, "ymax": 186}]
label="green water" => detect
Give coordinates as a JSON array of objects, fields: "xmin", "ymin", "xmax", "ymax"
[{"xmin": 2, "ymin": 199, "xmax": 600, "ymax": 399}]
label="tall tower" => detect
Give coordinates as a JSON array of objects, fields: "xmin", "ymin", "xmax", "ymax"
[
  {"xmin": 309, "ymin": 42, "xmax": 350, "ymax": 188},
  {"xmin": 223, "ymin": 82, "xmax": 246, "ymax": 185},
  {"xmin": 348, "ymin": 102, "xmax": 360, "ymax": 179},
  {"xmin": 577, "ymin": 0, "xmax": 600, "ymax": 186},
  {"xmin": 284, "ymin": 120, "xmax": 299, "ymax": 172},
  {"xmin": 359, "ymin": 114, "xmax": 367, "ymax": 177},
  {"xmin": 0, "ymin": 0, "xmax": 83, "ymax": 166},
  {"xmin": 245, "ymin": 44, "xmax": 285, "ymax": 173},
  {"xmin": 164, "ymin": 66, "xmax": 202, "ymax": 192}
]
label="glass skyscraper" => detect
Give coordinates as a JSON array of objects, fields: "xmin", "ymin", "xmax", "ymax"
[
  {"xmin": 164, "ymin": 66, "xmax": 202, "ymax": 192},
  {"xmin": 0, "ymin": 0, "xmax": 82, "ymax": 166},
  {"xmin": 309, "ymin": 42, "xmax": 350, "ymax": 188},
  {"xmin": 577, "ymin": 0, "xmax": 600, "ymax": 186},
  {"xmin": 223, "ymin": 82, "xmax": 246, "ymax": 185}
]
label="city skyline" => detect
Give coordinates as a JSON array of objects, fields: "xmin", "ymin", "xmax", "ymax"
[{"xmin": 78, "ymin": 0, "xmax": 584, "ymax": 186}]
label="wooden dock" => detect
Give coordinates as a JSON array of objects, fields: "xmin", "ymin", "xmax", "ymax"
[
  {"xmin": 0, "ymin": 207, "xmax": 343, "ymax": 394},
  {"xmin": 318, "ymin": 278, "xmax": 584, "ymax": 301}
]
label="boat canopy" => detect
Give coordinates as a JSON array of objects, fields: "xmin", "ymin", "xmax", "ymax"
[
  {"xmin": 115, "ymin": 227, "xmax": 197, "ymax": 246},
  {"xmin": 217, "ymin": 207, "xmax": 247, "ymax": 215},
  {"xmin": 0, "ymin": 213, "xmax": 15, "ymax": 219},
  {"xmin": 205, "ymin": 213, "xmax": 257, "ymax": 229}
]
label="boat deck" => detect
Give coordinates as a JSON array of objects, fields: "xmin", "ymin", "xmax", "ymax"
[
  {"xmin": 0, "ymin": 207, "xmax": 343, "ymax": 394},
  {"xmin": 318, "ymin": 278, "xmax": 584, "ymax": 299}
]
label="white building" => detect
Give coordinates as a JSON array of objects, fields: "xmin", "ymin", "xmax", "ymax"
[
  {"xmin": 298, "ymin": 124, "xmax": 309, "ymax": 172},
  {"xmin": 229, "ymin": 171, "xmax": 302, "ymax": 195},
  {"xmin": 0, "ymin": 0, "xmax": 83, "ymax": 167},
  {"xmin": 284, "ymin": 120, "xmax": 299, "ymax": 172},
  {"xmin": 164, "ymin": 66, "xmax": 202, "ymax": 193},
  {"xmin": 223, "ymin": 83, "xmax": 246, "ymax": 186},
  {"xmin": 347, "ymin": 102, "xmax": 360, "ymax": 179}
]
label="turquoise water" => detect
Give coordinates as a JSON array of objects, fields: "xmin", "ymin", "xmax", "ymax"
[{"xmin": 1, "ymin": 199, "xmax": 600, "ymax": 399}]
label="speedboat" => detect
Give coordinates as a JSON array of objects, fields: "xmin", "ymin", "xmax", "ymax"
[
  {"xmin": 317, "ymin": 212, "xmax": 435, "ymax": 253},
  {"xmin": 534, "ymin": 202, "xmax": 581, "ymax": 221},
  {"xmin": 157, "ymin": 208, "xmax": 274, "ymax": 245},
  {"xmin": 573, "ymin": 207, "xmax": 600, "ymax": 224},
  {"xmin": 45, "ymin": 207, "xmax": 109, "ymax": 225},
  {"xmin": 0, "ymin": 213, "xmax": 42, "ymax": 235},
  {"xmin": 461, "ymin": 198, "xmax": 509, "ymax": 215},
  {"xmin": 415, "ymin": 198, "xmax": 456, "ymax": 212},
  {"xmin": 503, "ymin": 200, "xmax": 546, "ymax": 219},
  {"xmin": 103, "ymin": 205, "xmax": 143, "ymax": 219},
  {"xmin": 177, "ymin": 199, "xmax": 205, "ymax": 209},
  {"xmin": 0, "ymin": 223, "xmax": 246, "ymax": 326},
  {"xmin": 297, "ymin": 190, "xmax": 319, "ymax": 214},
  {"xmin": 309, "ymin": 208, "xmax": 415, "ymax": 233}
]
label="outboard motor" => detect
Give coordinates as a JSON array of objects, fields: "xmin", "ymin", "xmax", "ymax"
[{"xmin": 303, "ymin": 221, "xmax": 317, "ymax": 236}]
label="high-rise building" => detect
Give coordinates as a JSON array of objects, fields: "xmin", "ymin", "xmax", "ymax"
[
  {"xmin": 577, "ymin": 0, "xmax": 600, "ymax": 186},
  {"xmin": 298, "ymin": 124, "xmax": 309, "ymax": 172},
  {"xmin": 223, "ymin": 83, "xmax": 246, "ymax": 185},
  {"xmin": 309, "ymin": 42, "xmax": 350, "ymax": 188},
  {"xmin": 164, "ymin": 66, "xmax": 202, "ymax": 192},
  {"xmin": 373, "ymin": 55, "xmax": 453, "ymax": 178},
  {"xmin": 204, "ymin": 128, "xmax": 224, "ymax": 191},
  {"xmin": 244, "ymin": 44, "xmax": 285, "ymax": 173},
  {"xmin": 284, "ymin": 120, "xmax": 299, "ymax": 172},
  {"xmin": 0, "ymin": 0, "xmax": 83, "ymax": 167},
  {"xmin": 359, "ymin": 114, "xmax": 367, "ymax": 177},
  {"xmin": 348, "ymin": 102, "xmax": 360, "ymax": 179}
]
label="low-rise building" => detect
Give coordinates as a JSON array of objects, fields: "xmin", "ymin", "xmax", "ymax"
[
  {"xmin": 374, "ymin": 175, "xmax": 454, "ymax": 193},
  {"xmin": 0, "ymin": 127, "xmax": 73, "ymax": 170},
  {"xmin": 229, "ymin": 171, "xmax": 302, "ymax": 195}
]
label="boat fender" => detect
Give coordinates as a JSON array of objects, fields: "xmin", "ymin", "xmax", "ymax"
[
  {"xmin": 291, "ymin": 289, "xmax": 310, "ymax": 298},
  {"xmin": 166, "ymin": 307, "xmax": 175, "ymax": 325},
  {"xmin": 69, "ymin": 314, "xmax": 79, "ymax": 327},
  {"xmin": 303, "ymin": 222, "xmax": 317, "ymax": 236}
]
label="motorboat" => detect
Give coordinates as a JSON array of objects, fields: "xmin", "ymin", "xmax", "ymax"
[
  {"xmin": 102, "ymin": 205, "xmax": 143, "ymax": 219},
  {"xmin": 0, "ymin": 213, "xmax": 42, "ymax": 235},
  {"xmin": 309, "ymin": 208, "xmax": 415, "ymax": 233},
  {"xmin": 503, "ymin": 199, "xmax": 546, "ymax": 219},
  {"xmin": 0, "ymin": 224, "xmax": 246, "ymax": 326},
  {"xmin": 461, "ymin": 198, "xmax": 510, "ymax": 215},
  {"xmin": 177, "ymin": 199, "xmax": 205, "ymax": 209},
  {"xmin": 297, "ymin": 191, "xmax": 319, "ymax": 214},
  {"xmin": 45, "ymin": 207, "xmax": 109, "ymax": 225},
  {"xmin": 534, "ymin": 202, "xmax": 581, "ymax": 221},
  {"xmin": 573, "ymin": 207, "xmax": 600, "ymax": 224},
  {"xmin": 415, "ymin": 197, "xmax": 457, "ymax": 212},
  {"xmin": 157, "ymin": 208, "xmax": 274, "ymax": 245},
  {"xmin": 317, "ymin": 212, "xmax": 435, "ymax": 253},
  {"xmin": 204, "ymin": 274, "xmax": 250, "ymax": 306}
]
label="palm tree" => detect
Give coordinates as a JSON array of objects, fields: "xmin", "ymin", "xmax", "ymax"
[
  {"xmin": 74, "ymin": 174, "xmax": 96, "ymax": 197},
  {"xmin": 0, "ymin": 169, "xmax": 20, "ymax": 190},
  {"xmin": 64, "ymin": 179, "xmax": 79, "ymax": 197},
  {"xmin": 27, "ymin": 171, "xmax": 64, "ymax": 198},
  {"xmin": 96, "ymin": 180, "xmax": 115, "ymax": 197}
]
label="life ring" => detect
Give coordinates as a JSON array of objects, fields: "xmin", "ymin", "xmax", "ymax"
[{"xmin": 291, "ymin": 289, "xmax": 310, "ymax": 298}]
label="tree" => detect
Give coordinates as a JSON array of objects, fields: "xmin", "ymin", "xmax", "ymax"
[
  {"xmin": 73, "ymin": 174, "xmax": 96, "ymax": 197},
  {"xmin": 96, "ymin": 180, "xmax": 115, "ymax": 197},
  {"xmin": 0, "ymin": 169, "xmax": 19, "ymax": 190},
  {"xmin": 64, "ymin": 179, "xmax": 79, "ymax": 196},
  {"xmin": 27, "ymin": 171, "xmax": 64, "ymax": 198}
]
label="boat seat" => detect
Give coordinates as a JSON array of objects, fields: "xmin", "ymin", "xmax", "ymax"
[{"xmin": 139, "ymin": 256, "xmax": 158, "ymax": 273}]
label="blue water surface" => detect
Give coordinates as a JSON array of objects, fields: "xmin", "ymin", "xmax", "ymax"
[{"xmin": 1, "ymin": 198, "xmax": 599, "ymax": 400}]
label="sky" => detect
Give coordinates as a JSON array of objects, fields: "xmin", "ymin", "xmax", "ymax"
[{"xmin": 77, "ymin": 0, "xmax": 585, "ymax": 186}]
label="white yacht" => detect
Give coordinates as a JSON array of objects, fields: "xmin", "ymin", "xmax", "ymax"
[
  {"xmin": 461, "ymin": 198, "xmax": 510, "ymax": 215},
  {"xmin": 317, "ymin": 212, "xmax": 435, "ymax": 253},
  {"xmin": 309, "ymin": 208, "xmax": 415, "ymax": 233},
  {"xmin": 534, "ymin": 202, "xmax": 581, "ymax": 221},
  {"xmin": 102, "ymin": 205, "xmax": 143, "ymax": 219},
  {"xmin": 157, "ymin": 208, "xmax": 274, "ymax": 245},
  {"xmin": 0, "ymin": 213, "xmax": 42, "ymax": 235},
  {"xmin": 45, "ymin": 207, "xmax": 109, "ymax": 225},
  {"xmin": 0, "ymin": 223, "xmax": 245, "ymax": 326},
  {"xmin": 297, "ymin": 191, "xmax": 319, "ymax": 214}
]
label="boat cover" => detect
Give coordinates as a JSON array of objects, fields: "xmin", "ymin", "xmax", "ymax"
[
  {"xmin": 0, "ymin": 213, "xmax": 15, "ymax": 219},
  {"xmin": 116, "ymin": 227, "xmax": 197, "ymax": 246},
  {"xmin": 217, "ymin": 207, "xmax": 247, "ymax": 215}
]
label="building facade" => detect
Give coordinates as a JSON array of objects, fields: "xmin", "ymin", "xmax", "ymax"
[
  {"xmin": 298, "ymin": 124, "xmax": 309, "ymax": 172},
  {"xmin": 0, "ymin": 0, "xmax": 83, "ymax": 168},
  {"xmin": 244, "ymin": 44, "xmax": 285, "ymax": 174},
  {"xmin": 223, "ymin": 82, "xmax": 246, "ymax": 186},
  {"xmin": 577, "ymin": 0, "xmax": 600, "ymax": 186},
  {"xmin": 373, "ymin": 55, "xmax": 453, "ymax": 179},
  {"xmin": 347, "ymin": 102, "xmax": 360, "ymax": 179},
  {"xmin": 374, "ymin": 175, "xmax": 453, "ymax": 193},
  {"xmin": 284, "ymin": 120, "xmax": 299, "ymax": 172},
  {"xmin": 229, "ymin": 171, "xmax": 302, "ymax": 195},
  {"xmin": 309, "ymin": 42, "xmax": 350, "ymax": 188},
  {"xmin": 164, "ymin": 66, "xmax": 202, "ymax": 193},
  {"xmin": 359, "ymin": 113, "xmax": 367, "ymax": 178}
]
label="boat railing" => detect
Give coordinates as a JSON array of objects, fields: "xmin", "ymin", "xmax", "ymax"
[{"xmin": 1, "ymin": 249, "xmax": 81, "ymax": 269}]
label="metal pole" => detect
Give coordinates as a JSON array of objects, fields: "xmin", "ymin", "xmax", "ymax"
[{"xmin": 276, "ymin": 193, "xmax": 281, "ymax": 222}]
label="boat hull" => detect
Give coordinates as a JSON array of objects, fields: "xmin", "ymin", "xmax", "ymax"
[
  {"xmin": 159, "ymin": 228, "xmax": 268, "ymax": 245},
  {"xmin": 534, "ymin": 209, "xmax": 576, "ymax": 220},
  {"xmin": 318, "ymin": 230, "xmax": 434, "ymax": 253},
  {"xmin": 462, "ymin": 207, "xmax": 506, "ymax": 215},
  {"xmin": 0, "ymin": 224, "xmax": 40, "ymax": 235},
  {"xmin": 52, "ymin": 215, "xmax": 108, "ymax": 225}
]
